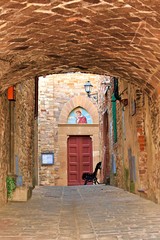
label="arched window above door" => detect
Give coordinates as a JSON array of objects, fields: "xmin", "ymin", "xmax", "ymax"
[
  {"xmin": 67, "ymin": 107, "xmax": 93, "ymax": 124},
  {"xmin": 59, "ymin": 95, "xmax": 99, "ymax": 124}
]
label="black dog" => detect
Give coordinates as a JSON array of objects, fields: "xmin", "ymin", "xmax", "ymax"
[{"xmin": 82, "ymin": 162, "xmax": 101, "ymax": 185}]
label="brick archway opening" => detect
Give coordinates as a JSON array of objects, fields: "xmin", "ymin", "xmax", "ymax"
[
  {"xmin": 58, "ymin": 95, "xmax": 100, "ymax": 186},
  {"xmin": 59, "ymin": 95, "xmax": 99, "ymax": 124}
]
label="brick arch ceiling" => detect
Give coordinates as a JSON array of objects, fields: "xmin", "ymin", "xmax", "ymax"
[
  {"xmin": 59, "ymin": 95, "xmax": 99, "ymax": 124},
  {"xmin": 0, "ymin": 1, "xmax": 160, "ymax": 96}
]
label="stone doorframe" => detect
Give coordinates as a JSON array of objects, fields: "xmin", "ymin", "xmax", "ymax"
[{"xmin": 57, "ymin": 96, "xmax": 100, "ymax": 186}]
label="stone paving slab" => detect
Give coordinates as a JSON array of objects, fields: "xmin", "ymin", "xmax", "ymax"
[{"xmin": 0, "ymin": 185, "xmax": 160, "ymax": 239}]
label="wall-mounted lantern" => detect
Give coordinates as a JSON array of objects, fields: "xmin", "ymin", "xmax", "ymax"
[
  {"xmin": 84, "ymin": 81, "xmax": 93, "ymax": 97},
  {"xmin": 7, "ymin": 86, "xmax": 15, "ymax": 101},
  {"xmin": 84, "ymin": 81, "xmax": 98, "ymax": 102}
]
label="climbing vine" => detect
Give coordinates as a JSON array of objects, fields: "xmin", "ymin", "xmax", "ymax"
[{"xmin": 6, "ymin": 176, "xmax": 16, "ymax": 199}]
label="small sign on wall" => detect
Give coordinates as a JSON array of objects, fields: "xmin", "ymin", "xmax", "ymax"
[{"xmin": 41, "ymin": 152, "xmax": 54, "ymax": 165}]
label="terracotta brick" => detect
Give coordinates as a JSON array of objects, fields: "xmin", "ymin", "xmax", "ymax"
[
  {"xmin": 139, "ymin": 170, "xmax": 146, "ymax": 174},
  {"xmin": 28, "ymin": 0, "xmax": 50, "ymax": 3},
  {"xmin": 0, "ymin": 1, "xmax": 159, "ymax": 94},
  {"xmin": 156, "ymin": 87, "xmax": 160, "ymax": 95}
]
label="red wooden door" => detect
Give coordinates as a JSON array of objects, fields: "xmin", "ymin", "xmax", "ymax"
[{"xmin": 67, "ymin": 136, "xmax": 92, "ymax": 186}]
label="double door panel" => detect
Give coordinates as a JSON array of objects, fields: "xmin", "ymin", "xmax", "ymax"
[{"xmin": 68, "ymin": 136, "xmax": 92, "ymax": 186}]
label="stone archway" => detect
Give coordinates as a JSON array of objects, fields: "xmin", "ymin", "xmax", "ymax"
[
  {"xmin": 57, "ymin": 95, "xmax": 100, "ymax": 186},
  {"xmin": 59, "ymin": 95, "xmax": 99, "ymax": 124}
]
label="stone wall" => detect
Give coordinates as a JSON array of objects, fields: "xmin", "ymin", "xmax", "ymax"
[
  {"xmin": 114, "ymin": 82, "xmax": 146, "ymax": 192},
  {"xmin": 0, "ymin": 78, "xmax": 36, "ymax": 206},
  {"xmin": 100, "ymin": 78, "xmax": 160, "ymax": 203},
  {"xmin": 58, "ymin": 124, "xmax": 100, "ymax": 186},
  {"xmin": 14, "ymin": 79, "xmax": 35, "ymax": 188},
  {"xmin": 98, "ymin": 76, "xmax": 112, "ymax": 183},
  {"xmin": 145, "ymin": 95, "xmax": 160, "ymax": 202},
  {"xmin": 38, "ymin": 73, "xmax": 101, "ymax": 186}
]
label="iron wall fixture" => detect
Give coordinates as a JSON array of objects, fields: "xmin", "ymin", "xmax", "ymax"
[
  {"xmin": 7, "ymin": 86, "xmax": 16, "ymax": 101},
  {"xmin": 84, "ymin": 80, "xmax": 93, "ymax": 97},
  {"xmin": 113, "ymin": 77, "xmax": 121, "ymax": 101},
  {"xmin": 84, "ymin": 80, "xmax": 98, "ymax": 102}
]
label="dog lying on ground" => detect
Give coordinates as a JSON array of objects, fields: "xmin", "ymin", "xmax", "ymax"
[{"xmin": 82, "ymin": 162, "xmax": 102, "ymax": 185}]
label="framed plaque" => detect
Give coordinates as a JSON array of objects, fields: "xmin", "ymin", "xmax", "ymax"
[{"xmin": 41, "ymin": 152, "xmax": 54, "ymax": 165}]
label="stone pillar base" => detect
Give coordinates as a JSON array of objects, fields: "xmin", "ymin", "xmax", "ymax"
[{"xmin": 9, "ymin": 186, "xmax": 32, "ymax": 202}]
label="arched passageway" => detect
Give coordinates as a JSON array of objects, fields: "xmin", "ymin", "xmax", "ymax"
[
  {"xmin": 0, "ymin": 1, "xmax": 159, "ymax": 95},
  {"xmin": 0, "ymin": 1, "xmax": 160, "ymax": 205}
]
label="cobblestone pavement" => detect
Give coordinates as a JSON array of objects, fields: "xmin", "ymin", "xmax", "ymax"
[{"xmin": 1, "ymin": 185, "xmax": 160, "ymax": 240}]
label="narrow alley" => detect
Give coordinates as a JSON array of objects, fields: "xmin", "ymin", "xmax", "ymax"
[{"xmin": 1, "ymin": 185, "xmax": 160, "ymax": 240}]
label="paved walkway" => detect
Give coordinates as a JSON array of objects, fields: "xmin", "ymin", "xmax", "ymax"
[{"xmin": 0, "ymin": 185, "xmax": 160, "ymax": 240}]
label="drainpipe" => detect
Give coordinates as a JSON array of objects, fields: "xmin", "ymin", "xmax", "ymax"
[{"xmin": 8, "ymin": 87, "xmax": 15, "ymax": 175}]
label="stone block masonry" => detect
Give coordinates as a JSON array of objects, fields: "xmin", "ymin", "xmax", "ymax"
[
  {"xmin": 98, "ymin": 78, "xmax": 160, "ymax": 204},
  {"xmin": 0, "ymin": 78, "xmax": 36, "ymax": 207},
  {"xmin": 38, "ymin": 73, "xmax": 102, "ymax": 186},
  {"xmin": 14, "ymin": 79, "xmax": 35, "ymax": 188},
  {"xmin": 1, "ymin": 185, "xmax": 160, "ymax": 239}
]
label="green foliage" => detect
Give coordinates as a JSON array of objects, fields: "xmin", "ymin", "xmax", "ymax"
[
  {"xmin": 6, "ymin": 176, "xmax": 16, "ymax": 199},
  {"xmin": 124, "ymin": 168, "xmax": 129, "ymax": 190},
  {"xmin": 130, "ymin": 181, "xmax": 135, "ymax": 193},
  {"xmin": 124, "ymin": 168, "xmax": 135, "ymax": 193}
]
